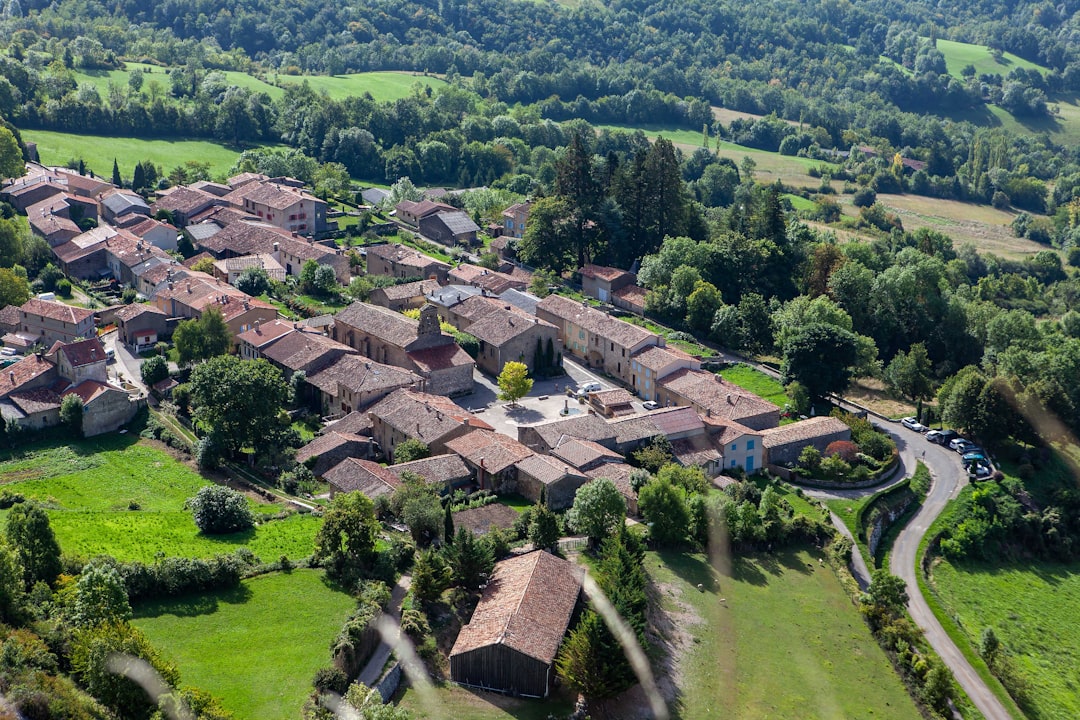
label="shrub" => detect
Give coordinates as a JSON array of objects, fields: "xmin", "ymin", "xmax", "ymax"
[
  {"xmin": 852, "ymin": 186, "xmax": 877, "ymax": 208},
  {"xmin": 312, "ymin": 667, "xmax": 349, "ymax": 694},
  {"xmin": 55, "ymin": 279, "xmax": 72, "ymax": 297},
  {"xmin": 187, "ymin": 485, "xmax": 254, "ymax": 534},
  {"xmin": 140, "ymin": 355, "xmax": 169, "ymax": 387},
  {"xmin": 824, "ymin": 440, "xmax": 859, "ymax": 464}
]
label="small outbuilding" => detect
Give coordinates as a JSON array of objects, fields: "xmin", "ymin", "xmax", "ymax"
[{"xmin": 449, "ymin": 550, "xmax": 583, "ymax": 698}]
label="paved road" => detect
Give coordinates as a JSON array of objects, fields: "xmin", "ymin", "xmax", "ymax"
[{"xmin": 806, "ymin": 420, "xmax": 1012, "ymax": 720}]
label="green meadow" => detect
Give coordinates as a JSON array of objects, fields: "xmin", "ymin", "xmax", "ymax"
[
  {"xmin": 135, "ymin": 570, "xmax": 356, "ymax": 720},
  {"xmin": 277, "ymin": 71, "xmax": 449, "ymax": 102}
]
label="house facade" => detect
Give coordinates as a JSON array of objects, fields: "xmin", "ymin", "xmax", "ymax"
[
  {"xmin": 580, "ymin": 264, "xmax": 637, "ymax": 304},
  {"xmin": 365, "ymin": 244, "xmax": 451, "ymax": 283},
  {"xmin": 18, "ymin": 299, "xmax": 96, "ymax": 347},
  {"xmin": 501, "ymin": 202, "xmax": 530, "ymax": 240}
]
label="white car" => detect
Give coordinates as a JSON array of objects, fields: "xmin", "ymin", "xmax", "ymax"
[
  {"xmin": 642, "ymin": 400, "xmax": 659, "ymax": 411},
  {"xmin": 901, "ymin": 416, "xmax": 927, "ymax": 432},
  {"xmin": 578, "ymin": 382, "xmax": 602, "ymax": 394}
]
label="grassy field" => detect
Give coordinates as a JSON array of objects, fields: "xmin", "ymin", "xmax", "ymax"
[
  {"xmin": 648, "ymin": 548, "xmax": 920, "ymax": 719},
  {"xmin": 719, "ymin": 364, "xmax": 788, "ymax": 409},
  {"xmin": 930, "ymin": 558, "xmax": 1080, "ymax": 720},
  {"xmin": 278, "ymin": 71, "xmax": 449, "ymax": 102},
  {"xmin": 22, "ymin": 129, "xmax": 281, "ymax": 180},
  {"xmin": 935, "ymin": 39, "xmax": 1048, "ymax": 81},
  {"xmin": 0, "ymin": 434, "xmax": 319, "ymax": 563},
  {"xmin": 397, "ymin": 684, "xmax": 574, "ymax": 720},
  {"xmin": 134, "ymin": 570, "xmax": 356, "ymax": 720}
]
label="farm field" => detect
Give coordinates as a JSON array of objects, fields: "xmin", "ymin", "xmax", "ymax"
[
  {"xmin": 929, "ymin": 557, "xmax": 1080, "ymax": 720},
  {"xmin": 134, "ymin": 570, "xmax": 356, "ymax": 720},
  {"xmin": 647, "ymin": 548, "xmax": 920, "ymax": 720},
  {"xmin": 21, "ymin": 129, "xmax": 282, "ymax": 180},
  {"xmin": 278, "ymin": 71, "xmax": 449, "ymax": 102},
  {"xmin": 0, "ymin": 434, "xmax": 319, "ymax": 563}
]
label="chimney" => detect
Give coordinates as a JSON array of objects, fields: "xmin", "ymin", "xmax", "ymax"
[
  {"xmin": 254, "ymin": 319, "xmax": 261, "ymax": 333},
  {"xmin": 243, "ymin": 300, "xmax": 249, "ymax": 310},
  {"xmin": 416, "ymin": 421, "xmax": 421, "ymax": 435},
  {"xmin": 726, "ymin": 394, "xmax": 732, "ymax": 405},
  {"xmin": 8, "ymin": 371, "xmax": 13, "ymax": 384},
  {"xmin": 186, "ymin": 282, "xmax": 192, "ymax": 293}
]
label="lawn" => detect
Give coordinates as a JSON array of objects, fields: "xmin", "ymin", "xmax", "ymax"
[
  {"xmin": 718, "ymin": 364, "xmax": 788, "ymax": 408},
  {"xmin": 277, "ymin": 71, "xmax": 449, "ymax": 103},
  {"xmin": 930, "ymin": 557, "xmax": 1080, "ymax": 720},
  {"xmin": 21, "ymin": 129, "xmax": 284, "ymax": 180},
  {"xmin": 0, "ymin": 434, "xmax": 319, "ymax": 563},
  {"xmin": 648, "ymin": 548, "xmax": 920, "ymax": 719},
  {"xmin": 134, "ymin": 570, "xmax": 356, "ymax": 720}
]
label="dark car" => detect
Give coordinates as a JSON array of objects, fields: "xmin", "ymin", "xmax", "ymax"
[{"xmin": 930, "ymin": 429, "xmax": 959, "ymax": 445}]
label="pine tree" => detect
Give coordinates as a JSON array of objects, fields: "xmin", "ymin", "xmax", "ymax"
[{"xmin": 111, "ymin": 158, "xmax": 121, "ymax": 188}]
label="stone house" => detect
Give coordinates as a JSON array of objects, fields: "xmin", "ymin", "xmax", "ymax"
[
  {"xmin": 761, "ymin": 416, "xmax": 852, "ymax": 467},
  {"xmin": 500, "ymin": 202, "xmax": 530, "ymax": 240},
  {"xmin": 125, "ymin": 217, "xmax": 179, "ymax": 252},
  {"xmin": 656, "ymin": 368, "xmax": 780, "ymax": 431},
  {"xmin": 514, "ymin": 454, "xmax": 587, "ymax": 510},
  {"xmin": 18, "ymin": 299, "xmax": 96, "ymax": 347},
  {"xmin": 366, "ymin": 389, "xmax": 493, "ymax": 462},
  {"xmin": 448, "ymin": 264, "xmax": 526, "ymax": 295},
  {"xmin": 99, "ymin": 189, "xmax": 150, "ymax": 225},
  {"xmin": 464, "ymin": 306, "xmax": 559, "ymax": 376},
  {"xmin": 296, "ymin": 431, "xmax": 378, "ymax": 477},
  {"xmin": 323, "ymin": 458, "xmax": 402, "ymax": 499},
  {"xmin": 223, "ymin": 179, "xmax": 329, "ymax": 234},
  {"xmin": 368, "ymin": 279, "xmax": 441, "ymax": 312},
  {"xmin": 365, "ymin": 244, "xmax": 451, "ymax": 283},
  {"xmin": 580, "ymin": 264, "xmax": 637, "ymax": 304},
  {"xmin": 212, "ymin": 254, "xmax": 287, "ymax": 286},
  {"xmin": 629, "ymin": 345, "xmax": 700, "ymax": 402},
  {"xmin": 387, "ymin": 454, "xmax": 472, "ymax": 493},
  {"xmin": 306, "ymin": 354, "xmax": 421, "ymax": 416},
  {"xmin": 151, "ymin": 187, "xmax": 223, "ymax": 226},
  {"xmin": 517, "ymin": 413, "xmax": 617, "ymax": 454},
  {"xmin": 395, "ymin": 199, "xmax": 455, "ymax": 227},
  {"xmin": 444, "ymin": 429, "xmax": 535, "ymax": 494},
  {"xmin": 47, "ymin": 337, "xmax": 107, "ymax": 386}
]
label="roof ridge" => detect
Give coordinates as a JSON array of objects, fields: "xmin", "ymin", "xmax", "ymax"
[{"xmin": 498, "ymin": 551, "xmax": 544, "ymax": 647}]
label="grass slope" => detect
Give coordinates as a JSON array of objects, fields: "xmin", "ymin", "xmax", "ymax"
[
  {"xmin": 21, "ymin": 129, "xmax": 282, "ymax": 180},
  {"xmin": 934, "ymin": 39, "xmax": 1048, "ymax": 81},
  {"xmin": 930, "ymin": 558, "xmax": 1080, "ymax": 720},
  {"xmin": 134, "ymin": 570, "xmax": 356, "ymax": 720},
  {"xmin": 650, "ymin": 548, "xmax": 920, "ymax": 719},
  {"xmin": 278, "ymin": 71, "xmax": 449, "ymax": 102},
  {"xmin": 0, "ymin": 435, "xmax": 318, "ymax": 563},
  {"xmin": 719, "ymin": 364, "xmax": 788, "ymax": 408}
]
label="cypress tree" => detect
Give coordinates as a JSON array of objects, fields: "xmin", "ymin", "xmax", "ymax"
[
  {"xmin": 444, "ymin": 503, "xmax": 454, "ymax": 545},
  {"xmin": 132, "ymin": 162, "xmax": 145, "ymax": 192},
  {"xmin": 111, "ymin": 158, "xmax": 121, "ymax": 187}
]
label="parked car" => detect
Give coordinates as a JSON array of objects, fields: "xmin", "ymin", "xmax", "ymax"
[
  {"xmin": 930, "ymin": 429, "xmax": 959, "ymax": 445},
  {"xmin": 962, "ymin": 452, "xmax": 986, "ymax": 466},
  {"xmin": 970, "ymin": 464, "xmax": 993, "ymax": 479},
  {"xmin": 952, "ymin": 440, "xmax": 977, "ymax": 454},
  {"xmin": 577, "ymin": 382, "xmax": 602, "ymax": 395},
  {"xmin": 901, "ymin": 416, "xmax": 927, "ymax": 432},
  {"xmin": 642, "ymin": 400, "xmax": 659, "ymax": 411}
]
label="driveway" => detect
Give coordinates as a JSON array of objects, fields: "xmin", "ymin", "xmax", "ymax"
[{"xmin": 101, "ymin": 331, "xmax": 148, "ymax": 395}]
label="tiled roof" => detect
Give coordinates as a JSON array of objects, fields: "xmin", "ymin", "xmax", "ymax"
[
  {"xmin": 326, "ymin": 410, "xmax": 374, "ymax": 436},
  {"xmin": 396, "ymin": 199, "xmax": 454, "ymax": 218},
  {"xmin": 449, "ymin": 264, "xmax": 524, "ymax": 295},
  {"xmin": 227, "ymin": 172, "xmax": 269, "ymax": 188},
  {"xmin": 388, "ymin": 454, "xmax": 471, "ymax": 486},
  {"xmin": 450, "ymin": 550, "xmax": 583, "ymax": 664},
  {"xmin": 632, "ymin": 344, "xmax": 695, "ymax": 371},
  {"xmin": 537, "ymin": 294, "xmax": 657, "ymax": 349},
  {"xmin": 704, "ymin": 417, "xmax": 759, "ymax": 446},
  {"xmin": 612, "ymin": 284, "xmax": 648, "ymax": 309},
  {"xmin": 335, "ymin": 301, "xmax": 419, "ymax": 348},
  {"xmin": 152, "ymin": 187, "xmax": 219, "ymax": 216},
  {"xmin": 580, "ymin": 264, "xmax": 633, "ymax": 282},
  {"xmin": 515, "ymin": 453, "xmax": 580, "ymax": 484},
  {"xmin": 54, "ymin": 337, "xmax": 106, "ymax": 367},
  {"xmin": 323, "ymin": 458, "xmax": 402, "ymax": 498},
  {"xmin": 551, "ymin": 436, "xmax": 623, "ymax": 470},
  {"xmin": 307, "ymin": 354, "xmax": 419, "ymax": 397},
  {"xmin": 187, "ymin": 206, "xmax": 257, "ymax": 228},
  {"xmin": 760, "ymin": 416, "xmax": 850, "ymax": 447},
  {"xmin": 649, "ymin": 405, "xmax": 705, "ymax": 436},
  {"xmin": 368, "ymin": 389, "xmax": 492, "ymax": 443},
  {"xmin": 194, "ymin": 221, "xmax": 289, "ymax": 256},
  {"xmin": 607, "ymin": 414, "xmax": 663, "ymax": 446},
  {"xmin": 125, "ymin": 217, "xmax": 175, "ymax": 239},
  {"xmin": 659, "ymin": 368, "xmax": 780, "ymax": 424},
  {"xmin": 182, "ymin": 252, "xmax": 217, "ymax": 269},
  {"xmin": 236, "ymin": 319, "xmax": 297, "ymax": 349},
  {"xmin": 589, "ymin": 388, "xmax": 635, "ymax": 408},
  {"xmin": 366, "ymin": 243, "xmax": 450, "ymax": 271},
  {"xmin": 670, "ymin": 436, "xmax": 721, "ymax": 468},
  {"xmin": 465, "ymin": 307, "xmax": 553, "ymax": 348},
  {"xmin": 521, "ymin": 414, "xmax": 616, "ymax": 450},
  {"xmin": 0, "ymin": 305, "xmax": 20, "ymax": 327},
  {"xmin": 64, "ymin": 379, "xmax": 124, "ymax": 405},
  {"xmin": 8, "ymin": 389, "xmax": 62, "ymax": 414},
  {"xmin": 407, "ymin": 343, "xmax": 474, "ymax": 372},
  {"xmin": 296, "ymin": 431, "xmax": 373, "ymax": 468},
  {"xmin": 20, "ymin": 298, "xmax": 94, "ymax": 325},
  {"xmin": 223, "ymin": 180, "xmax": 318, "ymax": 211},
  {"xmin": 452, "ymin": 503, "xmax": 520, "ymax": 536},
  {"xmin": 373, "ymin": 279, "xmax": 441, "ymax": 302},
  {"xmin": 445, "ymin": 429, "xmax": 534, "ymax": 475},
  {"xmin": 583, "ymin": 463, "xmax": 638, "ymax": 506},
  {"xmin": 260, "ymin": 330, "xmax": 354, "ymax": 374}
]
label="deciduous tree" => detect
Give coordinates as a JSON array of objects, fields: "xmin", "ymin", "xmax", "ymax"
[
  {"xmin": 314, "ymin": 491, "xmax": 379, "ymax": 583},
  {"xmin": 497, "ymin": 361, "xmax": 532, "ymax": 405},
  {"xmin": 566, "ymin": 478, "xmax": 626, "ymax": 547},
  {"xmin": 188, "ymin": 355, "xmax": 290, "ymax": 458},
  {"xmin": 174, "ymin": 307, "xmax": 230, "ymax": 365},
  {"xmin": 6, "ymin": 503, "xmax": 62, "ymax": 590},
  {"xmin": 187, "ymin": 485, "xmax": 255, "ymax": 534}
]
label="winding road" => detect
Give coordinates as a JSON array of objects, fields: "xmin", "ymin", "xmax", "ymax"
[{"xmin": 805, "ymin": 421, "xmax": 1013, "ymax": 720}]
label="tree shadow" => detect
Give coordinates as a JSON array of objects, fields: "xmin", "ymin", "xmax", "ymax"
[
  {"xmin": 657, "ymin": 550, "xmax": 722, "ymax": 591},
  {"xmin": 133, "ymin": 583, "xmax": 253, "ymax": 619},
  {"xmin": 456, "ymin": 383, "xmax": 497, "ymax": 412},
  {"xmin": 200, "ymin": 527, "xmax": 257, "ymax": 546},
  {"xmin": 504, "ymin": 406, "xmax": 544, "ymax": 424}
]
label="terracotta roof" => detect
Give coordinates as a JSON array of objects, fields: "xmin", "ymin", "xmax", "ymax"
[
  {"xmin": 64, "ymin": 379, "xmax": 124, "ymax": 405},
  {"xmin": 53, "ymin": 337, "xmax": 106, "ymax": 367},
  {"xmin": 648, "ymin": 405, "xmax": 705, "ymax": 436},
  {"xmin": 296, "ymin": 431, "xmax": 374, "ymax": 468},
  {"xmin": 29, "ymin": 210, "xmax": 80, "ymax": 238},
  {"xmin": 408, "ymin": 343, "xmax": 474, "ymax": 373},
  {"xmin": 396, "ymin": 199, "xmax": 454, "ymax": 218},
  {"xmin": 632, "ymin": 344, "xmax": 695, "ymax": 372},
  {"xmin": 449, "ymin": 264, "xmax": 524, "ymax": 295},
  {"xmin": 760, "ymin": 416, "xmax": 850, "ymax": 448},
  {"xmin": 465, "ymin": 307, "xmax": 554, "ymax": 348},
  {"xmin": 612, "ymin": 284, "xmax": 647, "ymax": 309},
  {"xmin": 450, "ymin": 550, "xmax": 583, "ymax": 664},
  {"xmin": 372, "ymin": 279, "xmax": 441, "ymax": 302},
  {"xmin": 659, "ymin": 368, "xmax": 780, "ymax": 424},
  {"xmin": 671, "ymin": 435, "xmax": 721, "ymax": 468},
  {"xmin": 366, "ymin": 243, "xmax": 450, "ymax": 272},
  {"xmin": 368, "ymin": 389, "xmax": 492, "ymax": 444},
  {"xmin": 335, "ymin": 301, "xmax": 419, "ymax": 348},
  {"xmin": 452, "ymin": 503, "xmax": 520, "ymax": 536},
  {"xmin": 705, "ymin": 417, "xmax": 760, "ymax": 446},
  {"xmin": 50, "ymin": 169, "xmax": 113, "ymax": 196},
  {"xmin": 583, "ymin": 463, "xmax": 638, "ymax": 507},
  {"xmin": 194, "ymin": 221, "xmax": 289, "ymax": 256},
  {"xmin": 515, "ymin": 453, "xmax": 582, "ymax": 484},
  {"xmin": 8, "ymin": 388, "xmax": 62, "ymax": 414},
  {"xmin": 388, "ymin": 454, "xmax": 471, "ymax": 486},
  {"xmin": 236, "ymin": 319, "xmax": 298, "ymax": 349},
  {"xmin": 188, "ymin": 206, "xmax": 258, "ymax": 227},
  {"xmin": 537, "ymin": 294, "xmax": 657, "ymax": 349},
  {"xmin": 323, "ymin": 458, "xmax": 402, "ymax": 498},
  {"xmin": 0, "ymin": 305, "xmax": 22, "ymax": 327},
  {"xmin": 445, "ymin": 429, "xmax": 534, "ymax": 475},
  {"xmin": 151, "ymin": 186, "xmax": 220, "ymax": 217},
  {"xmin": 520, "ymin": 414, "xmax": 616, "ymax": 451},
  {"xmin": 114, "ymin": 303, "xmax": 166, "ymax": 322},
  {"xmin": 326, "ymin": 410, "xmax": 374, "ymax": 436},
  {"xmin": 20, "ymin": 298, "xmax": 94, "ymax": 325},
  {"xmin": 551, "ymin": 436, "xmax": 623, "ymax": 470},
  {"xmin": 227, "ymin": 172, "xmax": 269, "ymax": 188},
  {"xmin": 260, "ymin": 330, "xmax": 354, "ymax": 374},
  {"xmin": 125, "ymin": 217, "xmax": 176, "ymax": 239},
  {"xmin": 224, "ymin": 180, "xmax": 319, "ymax": 211},
  {"xmin": 580, "ymin": 264, "xmax": 633, "ymax": 282},
  {"xmin": 307, "ymin": 354, "xmax": 420, "ymax": 398},
  {"xmin": 589, "ymin": 388, "xmax": 635, "ymax": 408}
]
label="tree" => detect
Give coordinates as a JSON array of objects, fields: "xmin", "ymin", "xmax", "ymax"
[
  {"xmin": 140, "ymin": 355, "xmax": 169, "ymax": 387},
  {"xmin": 188, "ymin": 485, "xmax": 255, "ymax": 534},
  {"xmin": 556, "ymin": 610, "xmax": 629, "ymax": 701},
  {"xmin": 566, "ymin": 479, "xmax": 626, "ymax": 547},
  {"xmin": 638, "ymin": 476, "xmax": 689, "ymax": 546},
  {"xmin": 0, "ymin": 542, "xmax": 25, "ymax": 624},
  {"xmin": 885, "ymin": 342, "xmax": 933, "ymax": 400},
  {"xmin": 6, "ymin": 503, "xmax": 62, "ymax": 590},
  {"xmin": 781, "ymin": 323, "xmax": 859, "ymax": 400},
  {"xmin": 59, "ymin": 394, "xmax": 84, "ymax": 436},
  {"xmin": 631, "ymin": 435, "xmax": 674, "ymax": 473},
  {"xmin": 69, "ymin": 561, "xmax": 132, "ymax": 629},
  {"xmin": 235, "ymin": 266, "xmax": 271, "ymax": 296},
  {"xmin": 71, "ymin": 621, "xmax": 180, "ymax": 720},
  {"xmin": 529, "ymin": 502, "xmax": 560, "ymax": 551},
  {"xmin": 865, "ymin": 568, "xmax": 908, "ymax": 612},
  {"xmin": 0, "ymin": 126, "xmax": 21, "ymax": 180},
  {"xmin": 190, "ymin": 257, "xmax": 216, "ymax": 274},
  {"xmin": 446, "ymin": 527, "xmax": 494, "ymax": 590},
  {"xmin": 0, "ymin": 268, "xmax": 29, "ymax": 307},
  {"xmin": 444, "ymin": 503, "xmax": 455, "ymax": 544},
  {"xmin": 314, "ymin": 491, "xmax": 380, "ymax": 583},
  {"xmin": 111, "ymin": 158, "xmax": 121, "ymax": 188},
  {"xmin": 411, "ymin": 548, "xmax": 451, "ymax": 603},
  {"xmin": 686, "ymin": 281, "xmax": 723, "ymax": 332},
  {"xmin": 497, "ymin": 361, "xmax": 533, "ymax": 405},
  {"xmin": 392, "ymin": 438, "xmax": 430, "ymax": 464},
  {"xmin": 188, "ymin": 355, "xmax": 290, "ymax": 459},
  {"xmin": 299, "ymin": 259, "xmax": 320, "ymax": 293},
  {"xmin": 174, "ymin": 307, "xmax": 230, "ymax": 365}
]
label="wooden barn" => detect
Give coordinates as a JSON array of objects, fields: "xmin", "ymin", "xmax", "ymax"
[{"xmin": 449, "ymin": 550, "xmax": 584, "ymax": 697}]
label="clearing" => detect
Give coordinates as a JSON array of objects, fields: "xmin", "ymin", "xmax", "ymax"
[
  {"xmin": 21, "ymin": 129, "xmax": 284, "ymax": 180},
  {"xmin": 134, "ymin": 570, "xmax": 356, "ymax": 720},
  {"xmin": 645, "ymin": 548, "xmax": 920, "ymax": 719},
  {"xmin": 277, "ymin": 71, "xmax": 449, "ymax": 103},
  {"xmin": 929, "ymin": 557, "xmax": 1080, "ymax": 720},
  {"xmin": 0, "ymin": 433, "xmax": 318, "ymax": 563},
  {"xmin": 934, "ymin": 39, "xmax": 1049, "ymax": 82}
]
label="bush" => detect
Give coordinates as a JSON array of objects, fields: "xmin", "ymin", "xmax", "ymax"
[
  {"xmin": 55, "ymin": 279, "xmax": 72, "ymax": 297},
  {"xmin": 852, "ymin": 186, "xmax": 877, "ymax": 208},
  {"xmin": 187, "ymin": 485, "xmax": 255, "ymax": 534},
  {"xmin": 312, "ymin": 667, "xmax": 349, "ymax": 694},
  {"xmin": 825, "ymin": 440, "xmax": 859, "ymax": 464},
  {"xmin": 140, "ymin": 355, "xmax": 169, "ymax": 387}
]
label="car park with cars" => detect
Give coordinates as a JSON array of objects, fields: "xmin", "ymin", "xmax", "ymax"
[
  {"xmin": 928, "ymin": 429, "xmax": 959, "ymax": 445},
  {"xmin": 901, "ymin": 416, "xmax": 927, "ymax": 432}
]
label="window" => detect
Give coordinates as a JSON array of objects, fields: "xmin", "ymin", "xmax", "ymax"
[
  {"xmin": 610, "ymin": 342, "xmax": 614, "ymax": 351},
  {"xmin": 730, "ymin": 459, "xmax": 737, "ymax": 467},
  {"xmin": 747, "ymin": 439, "xmax": 755, "ymax": 450},
  {"xmin": 731, "ymin": 443, "xmax": 737, "ymax": 451},
  {"xmin": 579, "ymin": 330, "xmax": 585, "ymax": 340}
]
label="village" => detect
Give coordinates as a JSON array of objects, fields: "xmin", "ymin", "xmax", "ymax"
[{"xmin": 0, "ymin": 161, "xmax": 910, "ymax": 712}]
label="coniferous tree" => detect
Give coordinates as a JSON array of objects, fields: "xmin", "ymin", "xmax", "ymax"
[{"xmin": 111, "ymin": 158, "xmax": 121, "ymax": 187}]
